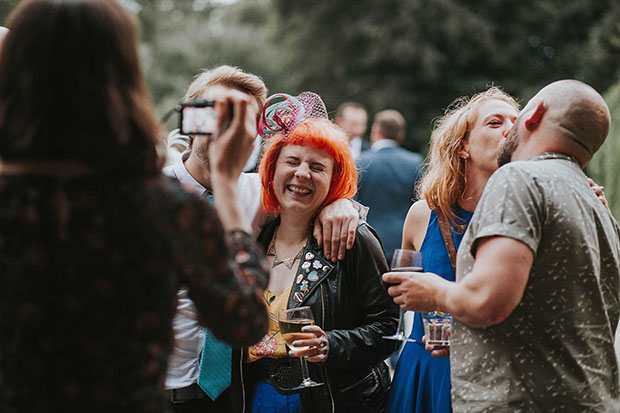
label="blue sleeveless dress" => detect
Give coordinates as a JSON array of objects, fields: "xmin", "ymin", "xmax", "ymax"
[{"xmin": 386, "ymin": 207, "xmax": 473, "ymax": 413}]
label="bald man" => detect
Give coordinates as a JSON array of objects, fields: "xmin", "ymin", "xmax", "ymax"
[{"xmin": 384, "ymin": 80, "xmax": 620, "ymax": 412}]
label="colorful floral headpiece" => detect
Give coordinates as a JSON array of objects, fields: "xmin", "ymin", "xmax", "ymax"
[{"xmin": 259, "ymin": 91, "xmax": 328, "ymax": 138}]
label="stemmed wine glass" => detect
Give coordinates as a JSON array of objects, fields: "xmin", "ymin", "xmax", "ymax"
[
  {"xmin": 383, "ymin": 249, "xmax": 423, "ymax": 342},
  {"xmin": 278, "ymin": 306, "xmax": 324, "ymax": 389}
]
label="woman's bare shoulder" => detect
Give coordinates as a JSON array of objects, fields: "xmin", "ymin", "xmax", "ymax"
[
  {"xmin": 402, "ymin": 200, "xmax": 432, "ymax": 251},
  {"xmin": 408, "ymin": 199, "xmax": 431, "ymax": 219}
]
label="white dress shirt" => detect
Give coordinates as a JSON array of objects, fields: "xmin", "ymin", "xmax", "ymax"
[
  {"xmin": 162, "ymin": 154, "xmax": 267, "ymax": 389},
  {"xmin": 369, "ymin": 139, "xmax": 398, "ymax": 152},
  {"xmin": 349, "ymin": 136, "xmax": 363, "ymax": 160}
]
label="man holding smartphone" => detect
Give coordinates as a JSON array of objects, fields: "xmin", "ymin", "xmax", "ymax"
[{"xmin": 164, "ymin": 65, "xmax": 366, "ymax": 412}]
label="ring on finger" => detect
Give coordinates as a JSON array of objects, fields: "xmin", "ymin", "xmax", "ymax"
[{"xmin": 319, "ymin": 339, "xmax": 327, "ymax": 348}]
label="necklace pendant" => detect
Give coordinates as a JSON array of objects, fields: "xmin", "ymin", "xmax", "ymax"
[
  {"xmin": 283, "ymin": 257, "xmax": 296, "ymax": 270},
  {"xmin": 268, "ymin": 231, "xmax": 306, "ymax": 270},
  {"xmin": 271, "ymin": 257, "xmax": 283, "ymax": 269},
  {"xmin": 267, "ymin": 244, "xmax": 276, "ymax": 257}
]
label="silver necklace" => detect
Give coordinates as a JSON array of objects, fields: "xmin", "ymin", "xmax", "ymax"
[{"xmin": 266, "ymin": 229, "xmax": 305, "ymax": 270}]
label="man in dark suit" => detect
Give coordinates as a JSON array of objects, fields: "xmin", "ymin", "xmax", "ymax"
[{"xmin": 356, "ymin": 110, "xmax": 423, "ymax": 264}]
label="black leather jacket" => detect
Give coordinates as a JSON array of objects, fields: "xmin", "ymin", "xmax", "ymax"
[{"xmin": 249, "ymin": 219, "xmax": 400, "ymax": 412}]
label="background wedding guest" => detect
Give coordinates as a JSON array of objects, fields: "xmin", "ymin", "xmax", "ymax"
[
  {"xmin": 356, "ymin": 109, "xmax": 423, "ymax": 264},
  {"xmin": 335, "ymin": 101, "xmax": 369, "ymax": 160}
]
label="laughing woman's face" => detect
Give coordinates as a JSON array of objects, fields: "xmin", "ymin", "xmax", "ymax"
[{"xmin": 272, "ymin": 144, "xmax": 334, "ymax": 219}]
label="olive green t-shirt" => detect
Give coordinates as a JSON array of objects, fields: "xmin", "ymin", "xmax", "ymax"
[{"xmin": 453, "ymin": 153, "xmax": 620, "ymax": 412}]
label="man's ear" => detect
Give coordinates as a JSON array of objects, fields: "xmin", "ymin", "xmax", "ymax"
[{"xmin": 524, "ymin": 101, "xmax": 546, "ymax": 130}]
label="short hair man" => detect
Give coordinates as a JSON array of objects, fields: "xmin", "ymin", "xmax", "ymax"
[
  {"xmin": 356, "ymin": 109, "xmax": 422, "ymax": 263},
  {"xmin": 384, "ymin": 80, "xmax": 620, "ymax": 411},
  {"xmin": 164, "ymin": 65, "xmax": 365, "ymax": 412},
  {"xmin": 335, "ymin": 101, "xmax": 369, "ymax": 160}
]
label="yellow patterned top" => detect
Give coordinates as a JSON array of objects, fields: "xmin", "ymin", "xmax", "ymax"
[{"xmin": 246, "ymin": 287, "xmax": 292, "ymax": 363}]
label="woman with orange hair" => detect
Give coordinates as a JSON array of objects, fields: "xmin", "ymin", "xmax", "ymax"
[{"xmin": 242, "ymin": 93, "xmax": 399, "ymax": 412}]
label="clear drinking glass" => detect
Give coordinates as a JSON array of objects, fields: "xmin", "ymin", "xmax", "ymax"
[
  {"xmin": 383, "ymin": 249, "xmax": 423, "ymax": 342},
  {"xmin": 278, "ymin": 306, "xmax": 324, "ymax": 389},
  {"xmin": 421, "ymin": 311, "xmax": 451, "ymax": 346}
]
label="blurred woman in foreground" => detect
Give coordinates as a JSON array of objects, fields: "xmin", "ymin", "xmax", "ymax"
[
  {"xmin": 0, "ymin": 0, "xmax": 268, "ymax": 411},
  {"xmin": 387, "ymin": 88, "xmax": 520, "ymax": 413},
  {"xmin": 241, "ymin": 93, "xmax": 398, "ymax": 412}
]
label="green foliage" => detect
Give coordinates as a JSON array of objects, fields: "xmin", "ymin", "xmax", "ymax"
[
  {"xmin": 588, "ymin": 80, "xmax": 620, "ymax": 220},
  {"xmin": 133, "ymin": 0, "xmax": 291, "ymax": 131},
  {"xmin": 1, "ymin": 0, "xmax": 618, "ymax": 155},
  {"xmin": 0, "ymin": 0, "xmax": 18, "ymax": 23},
  {"xmin": 270, "ymin": 0, "xmax": 620, "ymax": 151}
]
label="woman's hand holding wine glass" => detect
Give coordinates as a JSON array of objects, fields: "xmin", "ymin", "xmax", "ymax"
[
  {"xmin": 278, "ymin": 306, "xmax": 325, "ymax": 389},
  {"xmin": 287, "ymin": 325, "xmax": 330, "ymax": 363}
]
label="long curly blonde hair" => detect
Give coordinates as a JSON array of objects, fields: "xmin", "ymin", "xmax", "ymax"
[{"xmin": 418, "ymin": 87, "xmax": 519, "ymax": 231}]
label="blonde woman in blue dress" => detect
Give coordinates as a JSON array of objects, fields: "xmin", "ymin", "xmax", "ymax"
[{"xmin": 387, "ymin": 88, "xmax": 519, "ymax": 413}]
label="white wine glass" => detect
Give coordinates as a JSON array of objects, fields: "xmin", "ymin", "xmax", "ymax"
[
  {"xmin": 278, "ymin": 306, "xmax": 324, "ymax": 389},
  {"xmin": 383, "ymin": 249, "xmax": 423, "ymax": 342}
]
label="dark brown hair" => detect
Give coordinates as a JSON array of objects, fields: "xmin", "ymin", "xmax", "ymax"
[{"xmin": 0, "ymin": 0, "xmax": 162, "ymax": 175}]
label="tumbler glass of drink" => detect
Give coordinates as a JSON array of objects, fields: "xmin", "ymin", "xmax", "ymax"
[{"xmin": 421, "ymin": 311, "xmax": 451, "ymax": 347}]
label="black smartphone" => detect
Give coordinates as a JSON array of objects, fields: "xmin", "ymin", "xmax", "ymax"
[{"xmin": 179, "ymin": 100, "xmax": 217, "ymax": 135}]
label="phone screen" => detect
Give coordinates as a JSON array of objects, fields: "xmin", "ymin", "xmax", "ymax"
[{"xmin": 180, "ymin": 105, "xmax": 217, "ymax": 135}]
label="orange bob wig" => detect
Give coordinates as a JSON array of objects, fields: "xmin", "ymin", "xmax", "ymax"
[{"xmin": 259, "ymin": 118, "xmax": 357, "ymax": 214}]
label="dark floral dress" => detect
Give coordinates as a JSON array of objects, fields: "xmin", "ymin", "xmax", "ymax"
[{"xmin": 0, "ymin": 174, "xmax": 269, "ymax": 412}]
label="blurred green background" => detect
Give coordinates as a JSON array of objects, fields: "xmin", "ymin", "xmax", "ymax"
[{"xmin": 1, "ymin": 0, "xmax": 619, "ymax": 216}]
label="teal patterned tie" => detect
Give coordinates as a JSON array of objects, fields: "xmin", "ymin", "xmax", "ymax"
[
  {"xmin": 197, "ymin": 331, "xmax": 232, "ymax": 400},
  {"xmin": 196, "ymin": 191, "xmax": 232, "ymax": 400}
]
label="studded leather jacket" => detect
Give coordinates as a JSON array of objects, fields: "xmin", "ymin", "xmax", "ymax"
[{"xmin": 253, "ymin": 219, "xmax": 400, "ymax": 412}]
